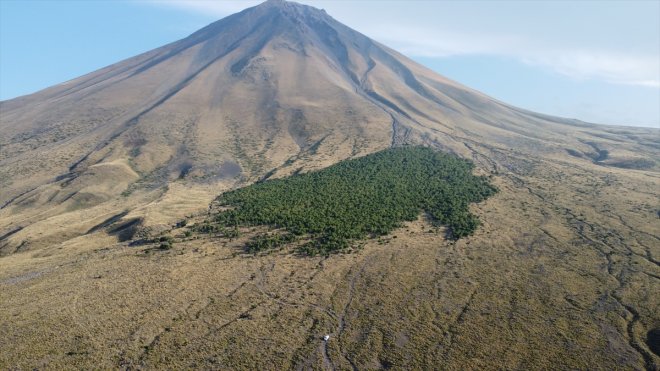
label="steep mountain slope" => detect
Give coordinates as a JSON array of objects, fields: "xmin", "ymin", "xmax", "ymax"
[
  {"xmin": 1, "ymin": 1, "xmax": 658, "ymax": 369},
  {"xmin": 0, "ymin": 0, "xmax": 656, "ymax": 249}
]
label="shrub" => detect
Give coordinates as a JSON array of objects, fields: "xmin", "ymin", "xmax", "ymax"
[{"xmin": 202, "ymin": 146, "xmax": 497, "ymax": 255}]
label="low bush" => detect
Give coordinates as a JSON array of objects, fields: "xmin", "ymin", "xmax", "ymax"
[{"xmin": 202, "ymin": 146, "xmax": 497, "ymax": 255}]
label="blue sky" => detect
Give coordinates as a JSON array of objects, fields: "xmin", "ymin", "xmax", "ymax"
[{"xmin": 1, "ymin": 0, "xmax": 658, "ymax": 128}]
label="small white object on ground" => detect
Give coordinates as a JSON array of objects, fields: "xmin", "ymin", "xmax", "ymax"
[{"xmin": 323, "ymin": 334, "xmax": 330, "ymax": 341}]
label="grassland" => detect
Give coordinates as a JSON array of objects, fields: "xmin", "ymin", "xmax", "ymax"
[
  {"xmin": 1, "ymin": 136, "xmax": 658, "ymax": 370},
  {"xmin": 0, "ymin": 9, "xmax": 658, "ymax": 366}
]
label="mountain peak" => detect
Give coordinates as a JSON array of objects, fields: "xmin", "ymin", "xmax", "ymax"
[
  {"xmin": 259, "ymin": 0, "xmax": 320, "ymax": 11},
  {"xmin": 262, "ymin": 0, "xmax": 289, "ymax": 6},
  {"xmin": 1, "ymin": 3, "xmax": 659, "ymax": 370},
  {"xmin": 254, "ymin": 0, "xmax": 330, "ymax": 22},
  {"xmin": 184, "ymin": 0, "xmax": 334, "ymax": 48}
]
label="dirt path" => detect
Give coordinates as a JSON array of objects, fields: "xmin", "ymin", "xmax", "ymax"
[{"xmin": 320, "ymin": 340, "xmax": 334, "ymax": 371}]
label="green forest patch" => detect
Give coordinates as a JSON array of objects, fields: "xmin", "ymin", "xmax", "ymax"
[{"xmin": 197, "ymin": 146, "xmax": 497, "ymax": 255}]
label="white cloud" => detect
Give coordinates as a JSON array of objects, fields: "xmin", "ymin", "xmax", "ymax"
[
  {"xmin": 363, "ymin": 25, "xmax": 659, "ymax": 89},
  {"xmin": 522, "ymin": 52, "xmax": 660, "ymax": 88},
  {"xmin": 362, "ymin": 24, "xmax": 526, "ymax": 57},
  {"xmin": 144, "ymin": 0, "xmax": 261, "ymax": 16}
]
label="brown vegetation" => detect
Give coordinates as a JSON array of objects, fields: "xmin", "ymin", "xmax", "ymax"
[{"xmin": 0, "ymin": 0, "xmax": 658, "ymax": 369}]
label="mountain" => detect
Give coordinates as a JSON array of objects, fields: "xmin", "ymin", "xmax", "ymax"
[{"xmin": 0, "ymin": 1, "xmax": 658, "ymax": 369}]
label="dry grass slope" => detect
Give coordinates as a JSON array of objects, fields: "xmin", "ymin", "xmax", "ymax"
[{"xmin": 0, "ymin": 0, "xmax": 658, "ymax": 369}]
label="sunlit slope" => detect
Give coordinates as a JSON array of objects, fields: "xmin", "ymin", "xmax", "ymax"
[{"xmin": 0, "ymin": 0, "xmax": 658, "ymax": 369}]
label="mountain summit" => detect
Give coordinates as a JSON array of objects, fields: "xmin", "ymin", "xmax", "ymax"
[
  {"xmin": 1, "ymin": 0, "xmax": 612, "ymax": 199},
  {"xmin": 0, "ymin": 2, "xmax": 659, "ymax": 369},
  {"xmin": 0, "ymin": 0, "xmax": 657, "ymax": 257}
]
